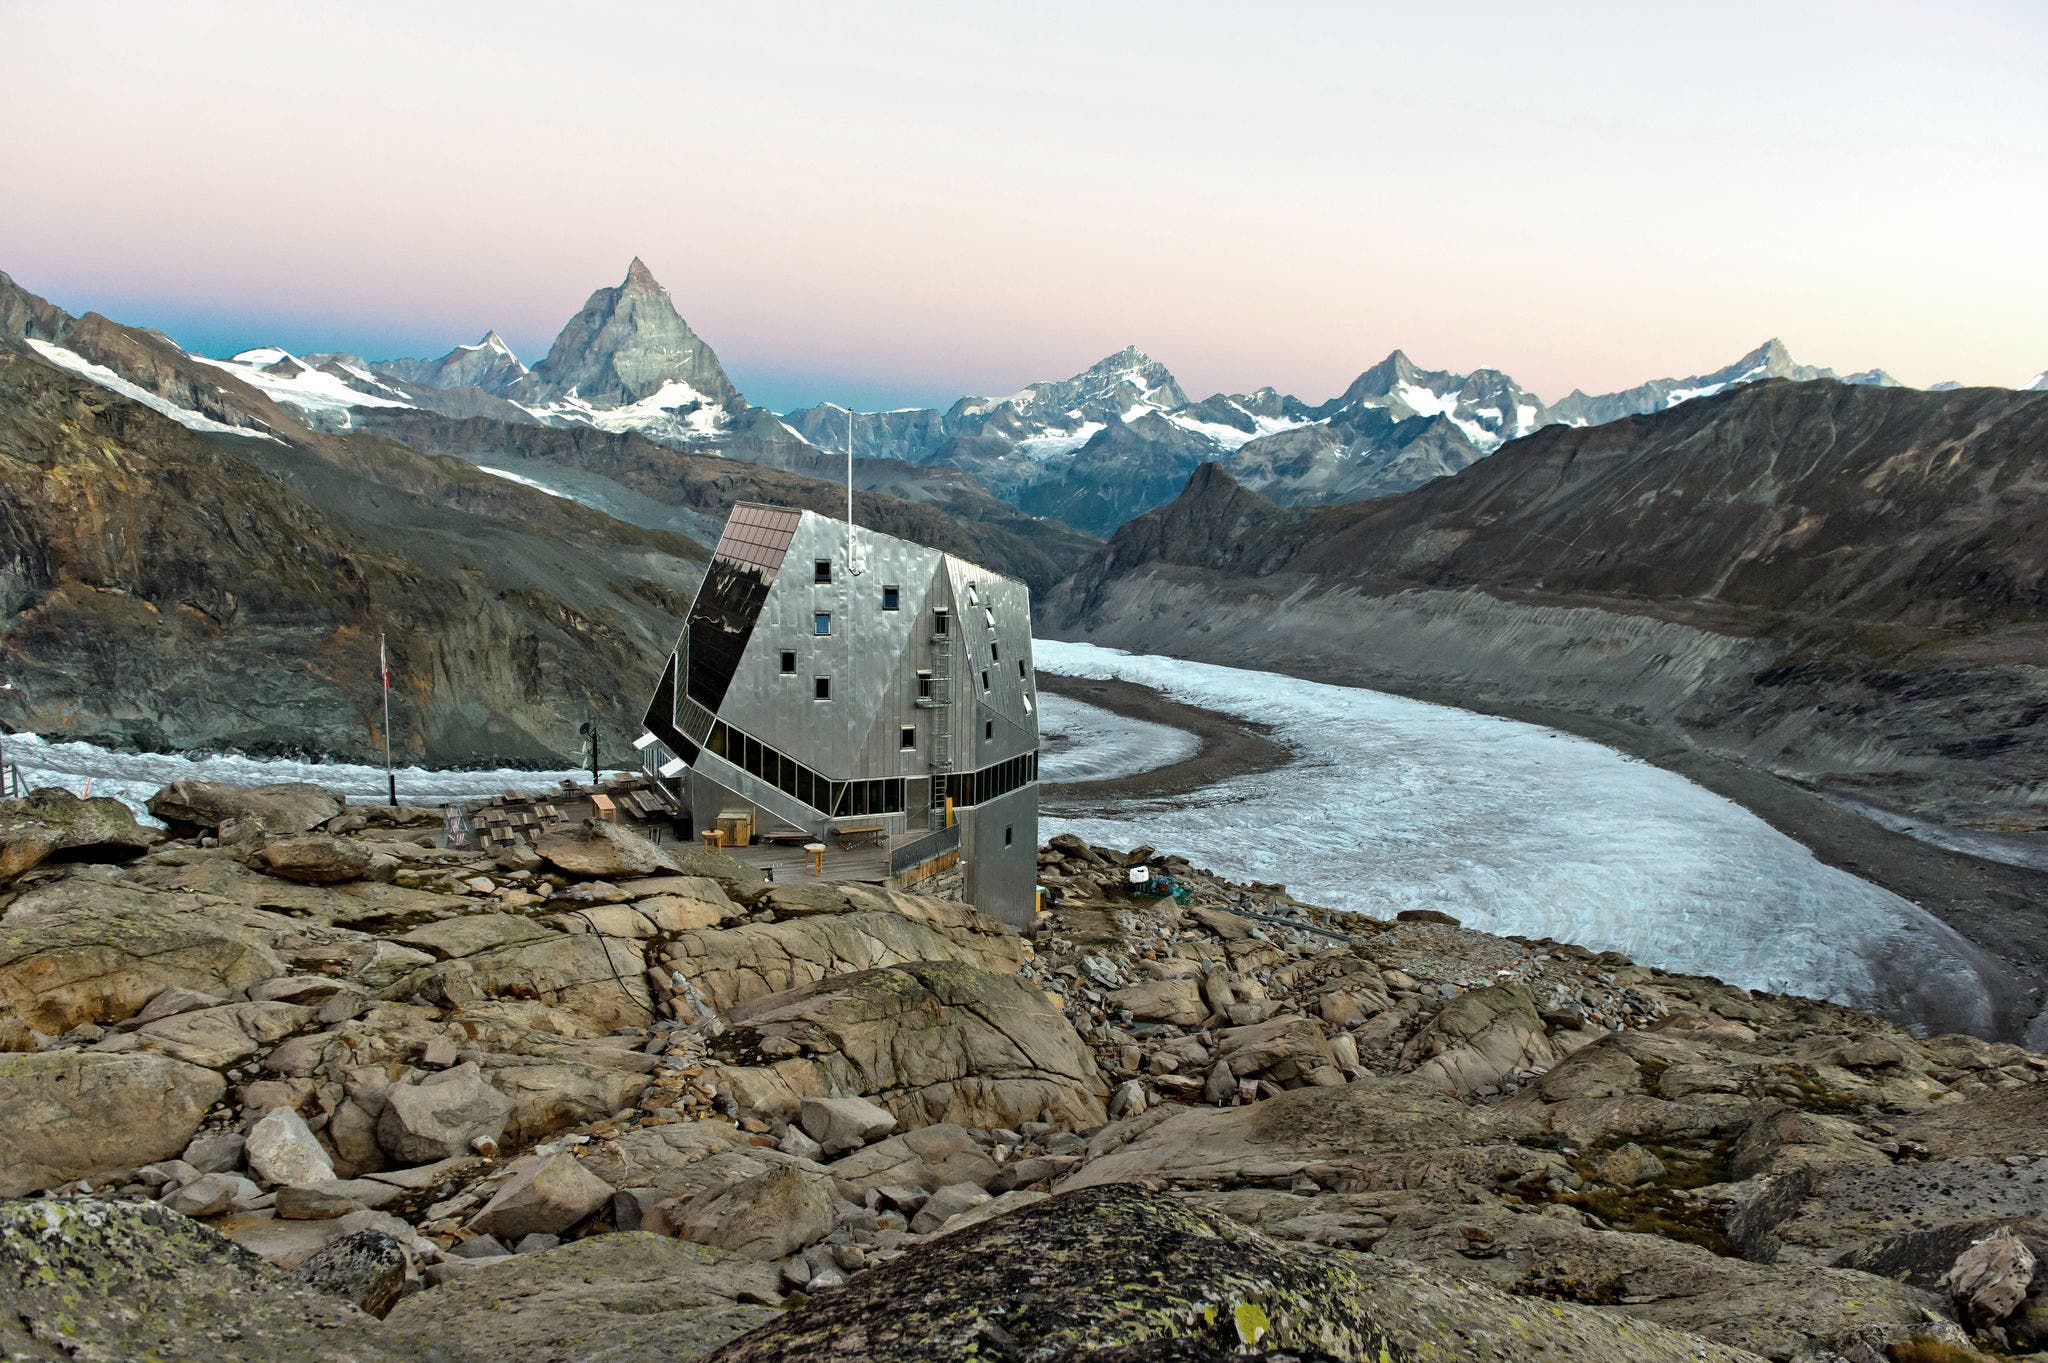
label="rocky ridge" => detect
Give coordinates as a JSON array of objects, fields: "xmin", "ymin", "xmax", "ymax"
[
  {"xmin": 784, "ymin": 338, "xmax": 1926, "ymax": 535},
  {"xmin": 4, "ymin": 779, "xmax": 2047, "ymax": 1359}
]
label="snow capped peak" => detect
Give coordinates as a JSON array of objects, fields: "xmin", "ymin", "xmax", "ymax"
[
  {"xmin": 2026, "ymin": 370, "xmax": 2048, "ymax": 392},
  {"xmin": 460, "ymin": 330, "xmax": 519, "ymax": 362},
  {"xmin": 519, "ymin": 258, "xmax": 738, "ymax": 412}
]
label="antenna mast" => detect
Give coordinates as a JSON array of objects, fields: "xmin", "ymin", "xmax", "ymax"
[{"xmin": 845, "ymin": 404, "xmax": 865, "ymax": 575}]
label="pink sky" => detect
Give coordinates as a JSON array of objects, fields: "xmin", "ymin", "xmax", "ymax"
[{"xmin": 3, "ymin": 1, "xmax": 2043, "ymax": 410}]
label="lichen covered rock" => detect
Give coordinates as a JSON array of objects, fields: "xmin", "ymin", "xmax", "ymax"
[
  {"xmin": 704, "ymin": 1184, "xmax": 1756, "ymax": 1362},
  {"xmin": 0, "ymin": 1198, "xmax": 416, "ymax": 1362},
  {"xmin": 0, "ymin": 787, "xmax": 156, "ymax": 884}
]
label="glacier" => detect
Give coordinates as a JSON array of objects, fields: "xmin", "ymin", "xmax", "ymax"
[
  {"xmin": 1037, "ymin": 692, "xmax": 1198, "ymax": 784},
  {"xmin": 2, "ymin": 732, "xmax": 613, "ymax": 817},
  {"xmin": 1035, "ymin": 641, "xmax": 1996, "ymax": 1036}
]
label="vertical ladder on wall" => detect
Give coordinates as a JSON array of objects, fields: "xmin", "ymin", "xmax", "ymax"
[{"xmin": 929, "ymin": 625, "xmax": 954, "ymax": 779}]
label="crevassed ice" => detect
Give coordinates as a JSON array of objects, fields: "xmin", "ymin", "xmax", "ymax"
[
  {"xmin": 1035, "ymin": 640, "xmax": 1994, "ymax": 1036},
  {"xmin": 3, "ymin": 732, "xmax": 612, "ymax": 820},
  {"xmin": 1037, "ymin": 693, "xmax": 1198, "ymax": 784}
]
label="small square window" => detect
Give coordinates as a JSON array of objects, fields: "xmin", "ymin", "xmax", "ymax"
[
  {"xmin": 899, "ymin": 725, "xmax": 916, "ymax": 750},
  {"xmin": 916, "ymin": 670, "xmax": 933, "ymax": 699},
  {"xmin": 814, "ymin": 612, "xmax": 831, "ymax": 636},
  {"xmin": 1017, "ymin": 659, "xmax": 1027, "ymax": 679},
  {"xmin": 984, "ymin": 720, "xmax": 994, "ymax": 740},
  {"xmin": 1004, "ymin": 824, "xmax": 1014, "ymax": 847},
  {"xmin": 882, "ymin": 585, "xmax": 900, "ymax": 611},
  {"xmin": 933, "ymin": 610, "xmax": 948, "ymax": 635},
  {"xmin": 780, "ymin": 651, "xmax": 796, "ymax": 674},
  {"xmin": 814, "ymin": 559, "xmax": 832, "ymax": 584},
  {"xmin": 814, "ymin": 677, "xmax": 831, "ymax": 701},
  {"xmin": 991, "ymin": 641, "xmax": 1000, "ymax": 663},
  {"xmin": 981, "ymin": 669, "xmax": 990, "ymax": 691}
]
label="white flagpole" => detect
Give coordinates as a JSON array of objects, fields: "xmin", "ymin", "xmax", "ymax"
[{"xmin": 380, "ymin": 631, "xmax": 396, "ymax": 806}]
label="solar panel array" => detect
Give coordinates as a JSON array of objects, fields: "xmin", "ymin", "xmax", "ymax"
[{"xmin": 713, "ymin": 504, "xmax": 801, "ymax": 573}]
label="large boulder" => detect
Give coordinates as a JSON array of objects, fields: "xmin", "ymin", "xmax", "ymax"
[
  {"xmin": 1215, "ymin": 1015, "xmax": 1336, "ymax": 1085},
  {"xmin": 253, "ymin": 834, "xmax": 375, "ymax": 885},
  {"xmin": 0, "ymin": 895, "xmax": 288, "ymax": 1045},
  {"xmin": 133, "ymin": 1000, "xmax": 316, "ymax": 1068},
  {"xmin": 1368, "ymin": 1201, "xmax": 1942, "ymax": 1360},
  {"xmin": 675, "ymin": 1162, "xmax": 836, "ymax": 1261},
  {"xmin": 468, "ymin": 1152, "xmax": 614, "ymax": 1240},
  {"xmin": 823, "ymin": 1123, "xmax": 1000, "ymax": 1199},
  {"xmin": 0, "ymin": 1051, "xmax": 225, "ymax": 1195},
  {"xmin": 1400, "ymin": 982, "xmax": 1559, "ymax": 1093},
  {"xmin": 382, "ymin": 1231, "xmax": 779, "ymax": 1362},
  {"xmin": 702, "ymin": 1183, "xmax": 1756, "ymax": 1362},
  {"xmin": 0, "ymin": 788, "xmax": 156, "ymax": 884},
  {"xmin": 295, "ymin": 1228, "xmax": 408, "ymax": 1318},
  {"xmin": 0, "ymin": 1198, "xmax": 420, "ymax": 1362},
  {"xmin": 798, "ymin": 1095, "xmax": 897, "ymax": 1156},
  {"xmin": 378, "ymin": 1063, "xmax": 513, "ymax": 1163},
  {"xmin": 1106, "ymin": 976, "xmax": 1208, "ymax": 1026},
  {"xmin": 665, "ymin": 902, "xmax": 1029, "ymax": 1012},
  {"xmin": 246, "ymin": 1108, "xmax": 337, "ymax": 1188},
  {"xmin": 146, "ymin": 780, "xmax": 344, "ymax": 840},
  {"xmin": 387, "ymin": 928, "xmax": 652, "ymax": 1032},
  {"xmin": 1059, "ymin": 1076, "xmax": 1490, "ymax": 1194},
  {"xmin": 713, "ymin": 961, "xmax": 1107, "ymax": 1130},
  {"xmin": 531, "ymin": 821, "xmax": 679, "ymax": 880}
]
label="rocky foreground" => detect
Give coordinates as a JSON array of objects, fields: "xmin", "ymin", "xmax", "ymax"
[{"xmin": 2, "ymin": 784, "xmax": 2046, "ymax": 1362}]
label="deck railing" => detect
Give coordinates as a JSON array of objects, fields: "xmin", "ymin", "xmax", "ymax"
[{"xmin": 889, "ymin": 821, "xmax": 961, "ymax": 876}]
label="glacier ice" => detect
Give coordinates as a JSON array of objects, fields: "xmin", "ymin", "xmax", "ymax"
[
  {"xmin": 1037, "ymin": 693, "xmax": 1198, "ymax": 784},
  {"xmin": 1036, "ymin": 640, "xmax": 1995, "ymax": 1036},
  {"xmin": 3, "ymin": 732, "xmax": 613, "ymax": 820}
]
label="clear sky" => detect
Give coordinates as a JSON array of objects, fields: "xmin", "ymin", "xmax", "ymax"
[{"xmin": 3, "ymin": 1, "xmax": 2042, "ymax": 411}]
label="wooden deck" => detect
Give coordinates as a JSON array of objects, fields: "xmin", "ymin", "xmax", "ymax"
[{"xmin": 718, "ymin": 839, "xmax": 892, "ymax": 884}]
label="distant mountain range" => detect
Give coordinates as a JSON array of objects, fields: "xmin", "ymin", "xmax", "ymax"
[
  {"xmin": 0, "ymin": 263, "xmax": 1099, "ymax": 765},
  {"xmin": 786, "ymin": 337, "xmax": 1971, "ymax": 534},
  {"xmin": 14, "ymin": 251, "xmax": 2042, "ymax": 542},
  {"xmin": 1046, "ymin": 377, "xmax": 2048, "ymax": 829}
]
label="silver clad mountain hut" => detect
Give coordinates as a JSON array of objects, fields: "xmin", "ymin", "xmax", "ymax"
[{"xmin": 639, "ymin": 504, "xmax": 1040, "ymax": 925}]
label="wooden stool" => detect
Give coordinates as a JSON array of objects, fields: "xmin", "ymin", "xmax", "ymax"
[
  {"xmin": 702, "ymin": 829, "xmax": 726, "ymax": 851},
  {"xmin": 804, "ymin": 842, "xmax": 826, "ymax": 877}
]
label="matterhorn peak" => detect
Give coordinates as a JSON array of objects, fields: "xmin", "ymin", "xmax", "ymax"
[
  {"xmin": 519, "ymin": 258, "xmax": 738, "ymax": 410},
  {"xmin": 622, "ymin": 256, "xmax": 664, "ymax": 292}
]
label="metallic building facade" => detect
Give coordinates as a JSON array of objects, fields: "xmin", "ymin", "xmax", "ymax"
[{"xmin": 641, "ymin": 504, "xmax": 1040, "ymax": 926}]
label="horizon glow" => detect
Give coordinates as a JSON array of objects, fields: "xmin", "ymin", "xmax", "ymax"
[{"xmin": 3, "ymin": 1, "xmax": 2043, "ymax": 412}]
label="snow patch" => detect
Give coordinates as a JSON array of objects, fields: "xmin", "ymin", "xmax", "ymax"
[
  {"xmin": 527, "ymin": 378, "xmax": 729, "ymax": 437},
  {"xmin": 1391, "ymin": 380, "xmax": 1460, "ymax": 419},
  {"xmin": 1016, "ymin": 422, "xmax": 1105, "ymax": 459},
  {"xmin": 197, "ymin": 350, "xmax": 415, "ymax": 413},
  {"xmin": 25, "ymin": 340, "xmax": 281, "ymax": 441},
  {"xmin": 476, "ymin": 465, "xmax": 573, "ymax": 499}
]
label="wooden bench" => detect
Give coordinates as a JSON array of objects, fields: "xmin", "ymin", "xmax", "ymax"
[
  {"xmin": 832, "ymin": 823, "xmax": 889, "ymax": 848},
  {"xmin": 756, "ymin": 826, "xmax": 815, "ymax": 846}
]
